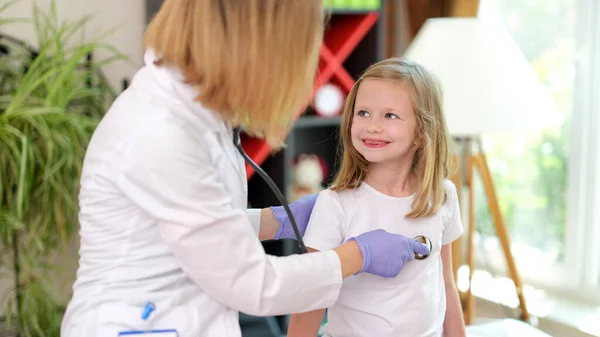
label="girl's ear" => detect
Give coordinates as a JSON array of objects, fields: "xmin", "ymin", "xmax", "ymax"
[
  {"xmin": 413, "ymin": 133, "xmax": 430, "ymax": 154},
  {"xmin": 412, "ymin": 134, "xmax": 421, "ymax": 150}
]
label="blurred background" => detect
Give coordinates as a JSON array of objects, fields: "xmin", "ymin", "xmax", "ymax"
[{"xmin": 0, "ymin": 0, "xmax": 598, "ymax": 336}]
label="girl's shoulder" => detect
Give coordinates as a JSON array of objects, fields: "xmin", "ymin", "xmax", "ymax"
[
  {"xmin": 440, "ymin": 178, "xmax": 459, "ymax": 220},
  {"xmin": 443, "ymin": 178, "xmax": 458, "ymax": 200},
  {"xmin": 318, "ymin": 186, "xmax": 362, "ymax": 217},
  {"xmin": 319, "ymin": 186, "xmax": 359, "ymax": 205}
]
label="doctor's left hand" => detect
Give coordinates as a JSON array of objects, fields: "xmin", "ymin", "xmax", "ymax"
[{"xmin": 270, "ymin": 193, "xmax": 318, "ymax": 240}]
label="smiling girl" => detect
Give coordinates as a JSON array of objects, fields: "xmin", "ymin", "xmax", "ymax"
[{"xmin": 287, "ymin": 58, "xmax": 466, "ymax": 337}]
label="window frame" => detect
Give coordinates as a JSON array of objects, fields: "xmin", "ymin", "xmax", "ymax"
[
  {"xmin": 472, "ymin": 0, "xmax": 600, "ymax": 303},
  {"xmin": 567, "ymin": 0, "xmax": 600, "ymax": 290}
]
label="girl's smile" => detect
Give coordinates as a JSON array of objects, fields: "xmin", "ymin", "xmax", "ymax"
[{"xmin": 362, "ymin": 138, "xmax": 391, "ymax": 148}]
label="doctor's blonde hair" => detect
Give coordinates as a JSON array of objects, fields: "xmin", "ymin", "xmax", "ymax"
[
  {"xmin": 331, "ymin": 58, "xmax": 455, "ymax": 218},
  {"xmin": 144, "ymin": 0, "xmax": 324, "ymax": 147}
]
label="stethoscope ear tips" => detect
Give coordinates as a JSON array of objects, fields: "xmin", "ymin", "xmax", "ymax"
[{"xmin": 413, "ymin": 235, "xmax": 432, "ymax": 260}]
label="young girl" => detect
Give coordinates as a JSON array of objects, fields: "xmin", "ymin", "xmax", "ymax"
[{"xmin": 287, "ymin": 58, "xmax": 466, "ymax": 337}]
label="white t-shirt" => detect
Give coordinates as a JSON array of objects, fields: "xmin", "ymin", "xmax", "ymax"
[{"xmin": 303, "ymin": 179, "xmax": 463, "ymax": 337}]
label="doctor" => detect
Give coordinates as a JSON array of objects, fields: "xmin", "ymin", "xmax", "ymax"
[{"xmin": 61, "ymin": 1, "xmax": 430, "ymax": 336}]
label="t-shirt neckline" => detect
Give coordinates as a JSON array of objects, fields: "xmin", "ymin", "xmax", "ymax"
[{"xmin": 360, "ymin": 182, "xmax": 416, "ymax": 201}]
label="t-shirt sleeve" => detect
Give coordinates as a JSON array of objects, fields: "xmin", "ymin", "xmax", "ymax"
[
  {"xmin": 442, "ymin": 180, "xmax": 464, "ymax": 245},
  {"xmin": 302, "ymin": 189, "xmax": 346, "ymax": 252}
]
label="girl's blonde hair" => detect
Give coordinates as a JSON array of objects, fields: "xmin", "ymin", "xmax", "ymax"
[
  {"xmin": 143, "ymin": 0, "xmax": 324, "ymax": 147},
  {"xmin": 331, "ymin": 57, "xmax": 455, "ymax": 218}
]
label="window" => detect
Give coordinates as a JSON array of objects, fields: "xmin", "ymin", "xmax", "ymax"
[{"xmin": 473, "ymin": 0, "xmax": 600, "ymax": 300}]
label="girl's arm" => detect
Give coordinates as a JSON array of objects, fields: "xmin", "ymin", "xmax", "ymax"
[
  {"xmin": 442, "ymin": 243, "xmax": 467, "ymax": 337},
  {"xmin": 288, "ymin": 308, "xmax": 326, "ymax": 337},
  {"xmin": 257, "ymin": 208, "xmax": 279, "ymax": 240},
  {"xmin": 288, "ymin": 248, "xmax": 329, "ymax": 337}
]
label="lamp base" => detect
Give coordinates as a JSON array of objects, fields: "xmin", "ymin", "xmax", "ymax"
[{"xmin": 451, "ymin": 137, "xmax": 530, "ymax": 325}]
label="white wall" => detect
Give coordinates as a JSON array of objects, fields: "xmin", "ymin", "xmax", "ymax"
[{"xmin": 1, "ymin": 0, "xmax": 147, "ymax": 90}]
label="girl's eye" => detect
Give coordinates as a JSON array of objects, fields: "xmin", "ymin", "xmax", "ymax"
[
  {"xmin": 357, "ymin": 110, "xmax": 369, "ymax": 117},
  {"xmin": 386, "ymin": 113, "xmax": 399, "ymax": 119}
]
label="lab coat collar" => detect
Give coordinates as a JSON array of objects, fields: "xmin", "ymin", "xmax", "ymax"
[
  {"xmin": 141, "ymin": 50, "xmax": 244, "ymax": 184},
  {"xmin": 142, "ymin": 49, "xmax": 224, "ymax": 133}
]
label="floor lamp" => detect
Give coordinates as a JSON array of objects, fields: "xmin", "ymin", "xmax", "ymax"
[{"xmin": 403, "ymin": 18, "xmax": 563, "ymax": 325}]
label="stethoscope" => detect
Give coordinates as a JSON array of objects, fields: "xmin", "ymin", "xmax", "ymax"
[{"xmin": 232, "ymin": 127, "xmax": 431, "ymax": 259}]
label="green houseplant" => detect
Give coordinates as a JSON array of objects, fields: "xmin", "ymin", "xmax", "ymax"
[{"xmin": 0, "ymin": 1, "xmax": 128, "ymax": 336}]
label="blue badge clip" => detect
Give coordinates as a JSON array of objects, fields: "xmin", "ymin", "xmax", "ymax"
[{"xmin": 141, "ymin": 302, "xmax": 156, "ymax": 320}]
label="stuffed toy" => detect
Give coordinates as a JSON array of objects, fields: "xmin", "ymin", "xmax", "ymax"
[{"xmin": 288, "ymin": 153, "xmax": 328, "ymax": 202}]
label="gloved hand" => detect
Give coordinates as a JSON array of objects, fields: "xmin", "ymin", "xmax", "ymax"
[
  {"xmin": 348, "ymin": 229, "xmax": 430, "ymax": 278},
  {"xmin": 269, "ymin": 194, "xmax": 318, "ymax": 240}
]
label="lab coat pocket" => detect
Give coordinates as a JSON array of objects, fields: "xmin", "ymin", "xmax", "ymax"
[{"xmin": 96, "ymin": 302, "xmax": 141, "ymax": 335}]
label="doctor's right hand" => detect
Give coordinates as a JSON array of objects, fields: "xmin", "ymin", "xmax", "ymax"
[{"xmin": 348, "ymin": 229, "xmax": 430, "ymax": 278}]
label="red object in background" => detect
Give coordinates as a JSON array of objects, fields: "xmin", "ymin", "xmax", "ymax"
[{"xmin": 242, "ymin": 12, "xmax": 380, "ymax": 180}]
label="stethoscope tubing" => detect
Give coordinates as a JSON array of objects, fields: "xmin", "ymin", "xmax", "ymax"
[{"xmin": 233, "ymin": 127, "xmax": 309, "ymax": 254}]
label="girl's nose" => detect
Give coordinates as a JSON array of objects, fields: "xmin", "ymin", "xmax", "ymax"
[{"xmin": 366, "ymin": 121, "xmax": 383, "ymax": 134}]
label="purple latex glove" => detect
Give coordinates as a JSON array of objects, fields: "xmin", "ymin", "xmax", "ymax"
[
  {"xmin": 348, "ymin": 229, "xmax": 430, "ymax": 278},
  {"xmin": 269, "ymin": 194, "xmax": 319, "ymax": 240}
]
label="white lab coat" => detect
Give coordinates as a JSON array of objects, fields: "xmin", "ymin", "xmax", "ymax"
[{"xmin": 60, "ymin": 50, "xmax": 343, "ymax": 337}]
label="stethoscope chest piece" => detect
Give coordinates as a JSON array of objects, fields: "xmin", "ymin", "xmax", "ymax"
[{"xmin": 413, "ymin": 235, "xmax": 432, "ymax": 260}]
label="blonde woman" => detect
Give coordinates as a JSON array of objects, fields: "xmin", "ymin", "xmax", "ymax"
[
  {"xmin": 288, "ymin": 58, "xmax": 467, "ymax": 337},
  {"xmin": 60, "ymin": 2, "xmax": 428, "ymax": 337}
]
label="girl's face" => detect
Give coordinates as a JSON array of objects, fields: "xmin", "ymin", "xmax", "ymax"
[{"xmin": 350, "ymin": 78, "xmax": 417, "ymax": 168}]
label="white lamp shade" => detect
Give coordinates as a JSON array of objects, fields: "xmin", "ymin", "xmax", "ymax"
[{"xmin": 403, "ymin": 18, "xmax": 564, "ymax": 136}]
